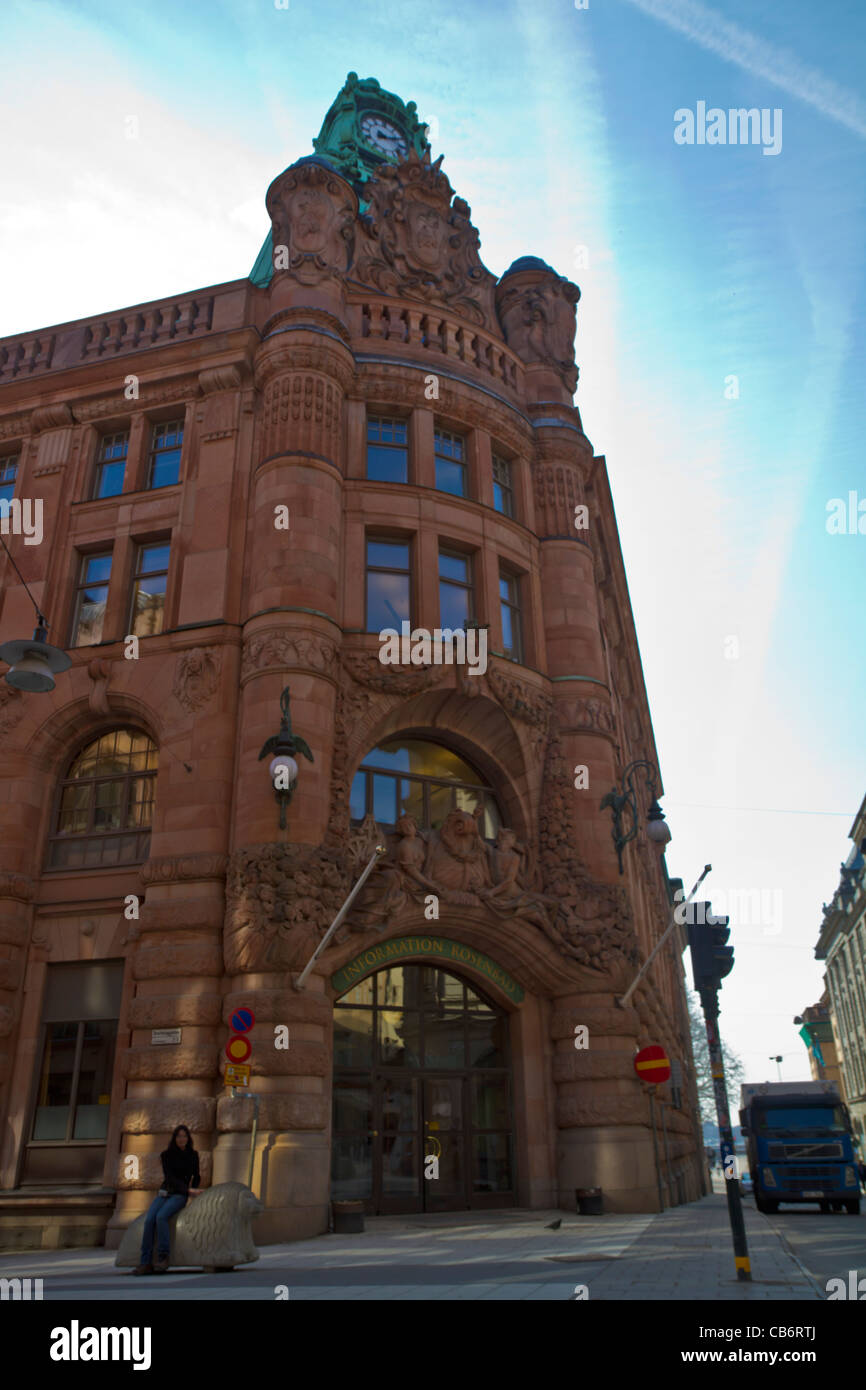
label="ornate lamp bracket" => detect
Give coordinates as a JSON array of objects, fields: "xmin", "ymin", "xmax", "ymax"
[{"xmin": 600, "ymin": 758, "xmax": 667, "ymax": 875}]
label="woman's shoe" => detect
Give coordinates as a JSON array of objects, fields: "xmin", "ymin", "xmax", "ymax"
[{"xmin": 132, "ymin": 1263, "xmax": 153, "ymax": 1276}]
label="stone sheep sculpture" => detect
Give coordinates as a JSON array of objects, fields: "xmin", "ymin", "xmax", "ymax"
[{"xmin": 115, "ymin": 1182, "xmax": 263, "ymax": 1272}]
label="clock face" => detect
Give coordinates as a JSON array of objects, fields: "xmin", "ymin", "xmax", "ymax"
[{"xmin": 360, "ymin": 113, "xmax": 408, "ymax": 159}]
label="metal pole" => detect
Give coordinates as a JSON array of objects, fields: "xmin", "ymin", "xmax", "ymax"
[
  {"xmin": 660, "ymin": 1098, "xmax": 673, "ymax": 1206},
  {"xmin": 294, "ymin": 844, "xmax": 387, "ymax": 991},
  {"xmin": 247, "ymin": 1093, "xmax": 260, "ymax": 1193},
  {"xmin": 618, "ymin": 864, "xmax": 711, "ymax": 1008},
  {"xmin": 701, "ymin": 988, "xmax": 751, "ymax": 1281},
  {"xmin": 648, "ymin": 1089, "xmax": 665, "ymax": 1212}
]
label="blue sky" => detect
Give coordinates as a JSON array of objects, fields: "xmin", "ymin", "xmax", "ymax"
[{"xmin": 2, "ymin": 0, "xmax": 865, "ymax": 1086}]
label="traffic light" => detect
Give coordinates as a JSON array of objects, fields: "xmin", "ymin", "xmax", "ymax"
[
  {"xmin": 710, "ymin": 915, "xmax": 733, "ymax": 987},
  {"xmin": 687, "ymin": 905, "xmax": 734, "ymax": 994}
]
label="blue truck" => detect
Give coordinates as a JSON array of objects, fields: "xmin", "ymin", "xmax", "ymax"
[{"xmin": 739, "ymin": 1080, "xmax": 861, "ymax": 1215}]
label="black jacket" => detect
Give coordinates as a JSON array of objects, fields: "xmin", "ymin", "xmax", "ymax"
[{"xmin": 160, "ymin": 1145, "xmax": 200, "ymax": 1196}]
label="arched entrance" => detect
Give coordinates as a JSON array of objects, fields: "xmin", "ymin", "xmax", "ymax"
[{"xmin": 332, "ymin": 963, "xmax": 515, "ymax": 1213}]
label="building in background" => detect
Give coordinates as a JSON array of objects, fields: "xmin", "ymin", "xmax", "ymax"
[
  {"xmin": 795, "ymin": 994, "xmax": 844, "ymax": 1091},
  {"xmin": 815, "ymin": 793, "xmax": 866, "ymax": 1147},
  {"xmin": 0, "ymin": 73, "xmax": 703, "ymax": 1249}
]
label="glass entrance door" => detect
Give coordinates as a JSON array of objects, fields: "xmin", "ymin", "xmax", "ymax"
[
  {"xmin": 422, "ymin": 1077, "xmax": 465, "ymax": 1211},
  {"xmin": 332, "ymin": 963, "xmax": 515, "ymax": 1214}
]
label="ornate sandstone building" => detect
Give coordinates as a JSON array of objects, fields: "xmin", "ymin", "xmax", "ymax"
[{"xmin": 0, "ymin": 74, "xmax": 703, "ymax": 1248}]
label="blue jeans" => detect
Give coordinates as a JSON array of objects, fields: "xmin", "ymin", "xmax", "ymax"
[{"xmin": 140, "ymin": 1193, "xmax": 187, "ymax": 1262}]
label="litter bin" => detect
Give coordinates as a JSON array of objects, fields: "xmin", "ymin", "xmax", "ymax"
[
  {"xmin": 332, "ymin": 1200, "xmax": 365, "ymax": 1234},
  {"xmin": 576, "ymin": 1187, "xmax": 603, "ymax": 1215}
]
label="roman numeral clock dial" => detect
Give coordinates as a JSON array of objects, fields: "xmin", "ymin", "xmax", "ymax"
[{"xmin": 360, "ymin": 113, "xmax": 408, "ymax": 159}]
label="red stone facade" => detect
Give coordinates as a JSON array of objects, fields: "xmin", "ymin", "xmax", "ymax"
[{"xmin": 0, "ymin": 135, "xmax": 704, "ymax": 1248}]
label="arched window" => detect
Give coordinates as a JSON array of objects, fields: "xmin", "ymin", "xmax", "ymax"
[
  {"xmin": 349, "ymin": 738, "xmax": 501, "ymax": 841},
  {"xmin": 47, "ymin": 729, "xmax": 158, "ymax": 869}
]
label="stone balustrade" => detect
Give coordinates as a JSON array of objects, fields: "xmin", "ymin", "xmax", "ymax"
[{"xmin": 349, "ymin": 299, "xmax": 523, "ymax": 394}]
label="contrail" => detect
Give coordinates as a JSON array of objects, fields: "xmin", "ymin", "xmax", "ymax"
[{"xmin": 621, "ymin": 0, "xmax": 866, "ymax": 139}]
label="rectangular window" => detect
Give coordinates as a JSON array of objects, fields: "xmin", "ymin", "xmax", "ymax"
[
  {"xmin": 129, "ymin": 542, "xmax": 170, "ymax": 637},
  {"xmin": 492, "ymin": 454, "xmax": 514, "ymax": 518},
  {"xmin": 435, "ymin": 428, "xmax": 467, "ymax": 497},
  {"xmin": 71, "ymin": 552, "xmax": 112, "ymax": 646},
  {"xmin": 500, "ymin": 570, "xmax": 523, "ymax": 663},
  {"xmin": 366, "ymin": 538, "xmax": 411, "ymax": 632},
  {"xmin": 367, "ymin": 416, "xmax": 408, "ymax": 484},
  {"xmin": 92, "ymin": 431, "xmax": 128, "ymax": 499},
  {"xmin": 29, "ymin": 961, "xmax": 123, "ymax": 1149},
  {"xmin": 439, "ymin": 550, "xmax": 474, "ymax": 631},
  {"xmin": 147, "ymin": 420, "xmax": 183, "ymax": 489},
  {"xmin": 0, "ymin": 454, "xmax": 18, "ymax": 506}
]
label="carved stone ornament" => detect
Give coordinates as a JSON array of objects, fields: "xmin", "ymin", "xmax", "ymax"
[
  {"xmin": 355, "ymin": 148, "xmax": 498, "ymax": 330},
  {"xmin": 266, "ymin": 160, "xmax": 357, "ymax": 286},
  {"xmin": 485, "ymin": 664, "xmax": 552, "ymax": 734},
  {"xmin": 340, "ymin": 649, "xmax": 438, "ymax": 696},
  {"xmin": 241, "ymin": 632, "xmax": 338, "ymax": 683},
  {"xmin": 225, "ymin": 843, "xmax": 352, "ymax": 972},
  {"xmin": 29, "ymin": 402, "xmax": 73, "ymax": 434},
  {"xmin": 0, "ymin": 871, "xmax": 34, "ymax": 902},
  {"xmin": 87, "ymin": 658, "xmax": 111, "ymax": 716},
  {"xmin": 556, "ymin": 695, "xmax": 616, "ymax": 736},
  {"xmin": 0, "ymin": 683, "xmax": 24, "ymax": 735},
  {"xmin": 339, "ymin": 811, "xmax": 559, "ymax": 944},
  {"xmin": 496, "ymin": 265, "xmax": 580, "ymax": 393},
  {"xmin": 173, "ymin": 647, "xmax": 221, "ymax": 713},
  {"xmin": 536, "ymin": 722, "xmax": 637, "ymax": 974}
]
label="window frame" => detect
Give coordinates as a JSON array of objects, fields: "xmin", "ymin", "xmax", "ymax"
[
  {"xmin": 366, "ymin": 414, "xmax": 410, "ymax": 485},
  {"xmin": 350, "ymin": 737, "xmax": 501, "ymax": 841},
  {"xmin": 0, "ymin": 451, "xmax": 19, "ymax": 507},
  {"xmin": 438, "ymin": 548, "xmax": 475, "ymax": 631},
  {"xmin": 127, "ymin": 540, "xmax": 171, "ymax": 638},
  {"xmin": 499, "ymin": 568, "xmax": 524, "ymax": 664},
  {"xmin": 45, "ymin": 729, "xmax": 158, "ymax": 872},
  {"xmin": 29, "ymin": 1017, "xmax": 120, "ymax": 1145},
  {"xmin": 434, "ymin": 427, "xmax": 468, "ymax": 498},
  {"xmin": 91, "ymin": 430, "xmax": 129, "ymax": 500},
  {"xmin": 492, "ymin": 453, "xmax": 515, "ymax": 519},
  {"xmin": 365, "ymin": 535, "xmax": 413, "ymax": 633},
  {"xmin": 146, "ymin": 418, "xmax": 184, "ymax": 490},
  {"xmin": 70, "ymin": 549, "xmax": 114, "ymax": 647}
]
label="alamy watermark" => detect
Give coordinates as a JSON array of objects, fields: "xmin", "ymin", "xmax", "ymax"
[
  {"xmin": 379, "ymin": 621, "xmax": 487, "ymax": 676},
  {"xmin": 674, "ymin": 887, "xmax": 783, "ymax": 936},
  {"xmin": 674, "ymin": 103, "xmax": 782, "ymax": 157},
  {"xmin": 0, "ymin": 498, "xmax": 43, "ymax": 545}
]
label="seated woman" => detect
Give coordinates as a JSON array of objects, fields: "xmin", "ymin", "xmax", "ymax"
[{"xmin": 133, "ymin": 1124, "xmax": 203, "ymax": 1275}]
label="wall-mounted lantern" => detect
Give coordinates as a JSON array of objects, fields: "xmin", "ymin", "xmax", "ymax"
[
  {"xmin": 257, "ymin": 686, "xmax": 314, "ymax": 830},
  {"xmin": 600, "ymin": 758, "xmax": 672, "ymax": 874}
]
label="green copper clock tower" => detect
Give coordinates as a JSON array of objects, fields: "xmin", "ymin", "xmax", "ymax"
[{"xmin": 250, "ymin": 72, "xmax": 430, "ymax": 286}]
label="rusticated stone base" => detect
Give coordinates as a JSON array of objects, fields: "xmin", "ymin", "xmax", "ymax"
[
  {"xmin": 211, "ymin": 1130, "xmax": 329, "ymax": 1243},
  {"xmin": 556, "ymin": 1124, "xmax": 664, "ymax": 1214}
]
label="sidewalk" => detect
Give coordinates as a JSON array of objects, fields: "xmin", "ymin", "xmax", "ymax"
[{"xmin": 0, "ymin": 1194, "xmax": 822, "ymax": 1300}]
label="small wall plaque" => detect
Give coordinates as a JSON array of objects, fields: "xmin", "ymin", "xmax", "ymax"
[{"xmin": 151, "ymin": 1028, "xmax": 182, "ymax": 1045}]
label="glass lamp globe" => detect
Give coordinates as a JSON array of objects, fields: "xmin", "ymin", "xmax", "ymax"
[
  {"xmin": 269, "ymin": 754, "xmax": 299, "ymax": 788},
  {"xmin": 646, "ymin": 802, "xmax": 672, "ymax": 845}
]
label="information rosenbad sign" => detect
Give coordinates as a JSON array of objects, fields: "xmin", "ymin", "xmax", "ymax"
[{"xmin": 331, "ymin": 935, "xmax": 524, "ymax": 1003}]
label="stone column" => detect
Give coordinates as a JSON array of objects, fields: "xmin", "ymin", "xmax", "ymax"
[
  {"xmin": 211, "ymin": 158, "xmax": 358, "ymax": 1240},
  {"xmin": 0, "ymin": 874, "xmax": 35, "ymax": 1189}
]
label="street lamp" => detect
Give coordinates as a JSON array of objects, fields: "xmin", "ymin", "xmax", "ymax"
[
  {"xmin": 769, "ymin": 1054, "xmax": 784, "ymax": 1082},
  {"xmin": 257, "ymin": 686, "xmax": 314, "ymax": 830},
  {"xmin": 600, "ymin": 758, "xmax": 671, "ymax": 874},
  {"xmin": 0, "ymin": 535, "xmax": 70, "ymax": 692}
]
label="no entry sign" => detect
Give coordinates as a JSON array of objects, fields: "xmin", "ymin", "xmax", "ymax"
[{"xmin": 634, "ymin": 1045, "xmax": 671, "ymax": 1084}]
